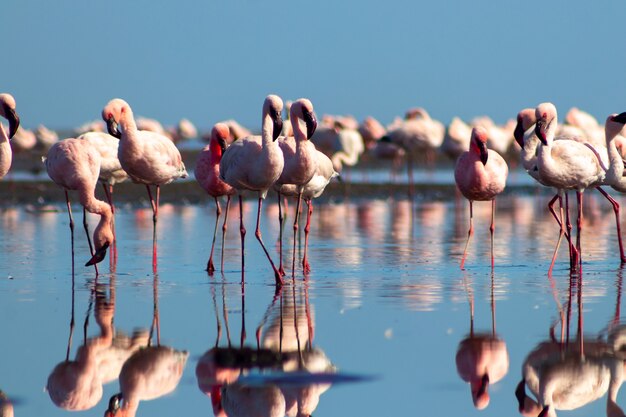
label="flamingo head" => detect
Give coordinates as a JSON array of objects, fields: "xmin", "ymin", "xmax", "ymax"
[
  {"xmin": 513, "ymin": 108, "xmax": 536, "ymax": 148},
  {"xmin": 404, "ymin": 107, "xmax": 428, "ymax": 120},
  {"xmin": 534, "ymin": 102, "xmax": 557, "ymax": 146},
  {"xmin": 211, "ymin": 123, "xmax": 230, "ymax": 154},
  {"xmin": 264, "ymin": 95, "xmax": 284, "ymax": 141},
  {"xmin": 470, "ymin": 373, "xmax": 490, "ymax": 410},
  {"xmin": 86, "ymin": 210, "xmax": 114, "ymax": 266},
  {"xmin": 604, "ymin": 113, "xmax": 626, "ymax": 143},
  {"xmin": 292, "ymin": 98, "xmax": 318, "ymax": 139},
  {"xmin": 0, "ymin": 93, "xmax": 20, "ymax": 139},
  {"xmin": 104, "ymin": 393, "xmax": 122, "ymax": 416},
  {"xmin": 471, "ymin": 126, "xmax": 489, "ymax": 165},
  {"xmin": 102, "ymin": 98, "xmax": 130, "ymax": 139}
]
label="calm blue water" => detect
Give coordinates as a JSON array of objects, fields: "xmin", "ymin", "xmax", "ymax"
[{"xmin": 1, "ymin": 189, "xmax": 625, "ymax": 416}]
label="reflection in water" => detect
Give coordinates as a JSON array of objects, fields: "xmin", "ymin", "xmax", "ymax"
[
  {"xmin": 516, "ymin": 272, "xmax": 626, "ymax": 417},
  {"xmin": 196, "ymin": 278, "xmax": 336, "ymax": 416},
  {"xmin": 46, "ymin": 278, "xmax": 148, "ymax": 411},
  {"xmin": 455, "ymin": 273, "xmax": 509, "ymax": 410},
  {"xmin": 105, "ymin": 273, "xmax": 189, "ymax": 417}
]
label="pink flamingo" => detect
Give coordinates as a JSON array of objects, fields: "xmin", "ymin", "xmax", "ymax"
[
  {"xmin": 0, "ymin": 93, "xmax": 20, "ymax": 179},
  {"xmin": 45, "ymin": 139, "xmax": 114, "ymax": 269},
  {"xmin": 219, "ymin": 95, "xmax": 285, "ymax": 285},
  {"xmin": 275, "ymin": 99, "xmax": 318, "ymax": 277},
  {"xmin": 454, "ymin": 127, "xmax": 508, "ymax": 269},
  {"xmin": 535, "ymin": 103, "xmax": 606, "ymax": 270},
  {"xmin": 194, "ymin": 123, "xmax": 236, "ymax": 274},
  {"xmin": 102, "ymin": 98, "xmax": 188, "ymax": 271}
]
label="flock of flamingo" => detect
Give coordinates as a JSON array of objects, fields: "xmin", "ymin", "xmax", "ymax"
[{"xmin": 2, "ymin": 92, "xmax": 626, "ymax": 281}]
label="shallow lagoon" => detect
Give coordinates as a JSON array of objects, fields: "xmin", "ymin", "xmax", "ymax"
[{"xmin": 1, "ymin": 176, "xmax": 626, "ymax": 416}]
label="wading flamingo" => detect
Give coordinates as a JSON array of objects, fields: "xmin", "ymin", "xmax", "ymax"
[
  {"xmin": 219, "ymin": 95, "xmax": 285, "ymax": 285},
  {"xmin": 102, "ymin": 98, "xmax": 188, "ymax": 271},
  {"xmin": 454, "ymin": 127, "xmax": 508, "ymax": 269},
  {"xmin": 274, "ymin": 99, "xmax": 318, "ymax": 277},
  {"xmin": 195, "ymin": 123, "xmax": 236, "ymax": 274},
  {"xmin": 45, "ymin": 139, "xmax": 114, "ymax": 269}
]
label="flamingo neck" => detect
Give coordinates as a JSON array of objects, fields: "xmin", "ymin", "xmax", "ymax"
[
  {"xmin": 521, "ymin": 127, "xmax": 540, "ymax": 171},
  {"xmin": 209, "ymin": 140, "xmax": 223, "ymax": 163},
  {"xmin": 331, "ymin": 151, "xmax": 357, "ymax": 171},
  {"xmin": 0, "ymin": 123, "xmax": 9, "ymax": 144},
  {"xmin": 120, "ymin": 398, "xmax": 140, "ymax": 417},
  {"xmin": 119, "ymin": 107, "xmax": 138, "ymax": 137},
  {"xmin": 606, "ymin": 133, "xmax": 624, "ymax": 185},
  {"xmin": 261, "ymin": 113, "xmax": 275, "ymax": 146}
]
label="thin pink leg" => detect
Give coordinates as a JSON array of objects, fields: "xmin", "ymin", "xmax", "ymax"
[
  {"xmin": 220, "ymin": 195, "xmax": 231, "ymax": 272},
  {"xmin": 576, "ymin": 191, "xmax": 583, "ymax": 271},
  {"xmin": 66, "ymin": 191, "xmax": 75, "ymax": 279},
  {"xmin": 254, "ymin": 198, "xmax": 283, "ymax": 285},
  {"xmin": 548, "ymin": 194, "xmax": 566, "ymax": 275},
  {"xmin": 82, "ymin": 207, "xmax": 99, "ymax": 275},
  {"xmin": 239, "ymin": 195, "xmax": 246, "ymax": 284},
  {"xmin": 207, "ymin": 197, "xmax": 221, "ymax": 274},
  {"xmin": 490, "ymin": 199, "xmax": 495, "ymax": 269},
  {"xmin": 277, "ymin": 192, "xmax": 286, "ymax": 277},
  {"xmin": 291, "ymin": 191, "xmax": 304, "ymax": 278},
  {"xmin": 596, "ymin": 186, "xmax": 626, "ymax": 263},
  {"xmin": 146, "ymin": 185, "xmax": 159, "ymax": 272},
  {"xmin": 302, "ymin": 199, "xmax": 313, "ymax": 275},
  {"xmin": 460, "ymin": 200, "xmax": 474, "ymax": 270}
]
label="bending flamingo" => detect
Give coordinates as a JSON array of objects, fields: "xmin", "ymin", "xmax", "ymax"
[
  {"xmin": 274, "ymin": 98, "xmax": 318, "ymax": 277},
  {"xmin": 219, "ymin": 95, "xmax": 285, "ymax": 285},
  {"xmin": 0, "ymin": 93, "xmax": 20, "ymax": 179},
  {"xmin": 195, "ymin": 123, "xmax": 236, "ymax": 274},
  {"xmin": 45, "ymin": 139, "xmax": 114, "ymax": 268},
  {"xmin": 102, "ymin": 98, "xmax": 188, "ymax": 271},
  {"xmin": 454, "ymin": 127, "xmax": 508, "ymax": 269}
]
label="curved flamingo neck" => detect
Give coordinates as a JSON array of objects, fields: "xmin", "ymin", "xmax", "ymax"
[
  {"xmin": 261, "ymin": 112, "xmax": 274, "ymax": 146},
  {"xmin": 209, "ymin": 140, "xmax": 223, "ymax": 163},
  {"xmin": 521, "ymin": 127, "xmax": 540, "ymax": 171},
  {"xmin": 119, "ymin": 107, "xmax": 138, "ymax": 136},
  {"xmin": 290, "ymin": 107, "xmax": 307, "ymax": 143},
  {"xmin": 0, "ymin": 124, "xmax": 8, "ymax": 143},
  {"xmin": 605, "ymin": 132, "xmax": 624, "ymax": 185}
]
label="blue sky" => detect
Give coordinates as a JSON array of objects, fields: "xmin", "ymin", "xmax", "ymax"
[{"xmin": 3, "ymin": 0, "xmax": 625, "ymax": 131}]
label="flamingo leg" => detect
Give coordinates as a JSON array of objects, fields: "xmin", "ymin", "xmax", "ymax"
[
  {"xmin": 239, "ymin": 195, "xmax": 246, "ymax": 284},
  {"xmin": 303, "ymin": 199, "xmax": 313, "ymax": 275},
  {"xmin": 548, "ymin": 194, "xmax": 566, "ymax": 275},
  {"xmin": 277, "ymin": 192, "xmax": 286, "ymax": 277},
  {"xmin": 576, "ymin": 191, "xmax": 583, "ymax": 271},
  {"xmin": 65, "ymin": 191, "xmax": 75, "ymax": 277},
  {"xmin": 146, "ymin": 185, "xmax": 160, "ymax": 272},
  {"xmin": 596, "ymin": 186, "xmax": 626, "ymax": 264},
  {"xmin": 102, "ymin": 183, "xmax": 117, "ymax": 259},
  {"xmin": 490, "ymin": 199, "xmax": 495, "ymax": 269},
  {"xmin": 291, "ymin": 191, "xmax": 304, "ymax": 278},
  {"xmin": 564, "ymin": 193, "xmax": 580, "ymax": 270},
  {"xmin": 460, "ymin": 200, "xmax": 474, "ymax": 270},
  {"xmin": 220, "ymin": 195, "xmax": 231, "ymax": 273},
  {"xmin": 207, "ymin": 197, "xmax": 221, "ymax": 274},
  {"xmin": 254, "ymin": 197, "xmax": 283, "ymax": 285}
]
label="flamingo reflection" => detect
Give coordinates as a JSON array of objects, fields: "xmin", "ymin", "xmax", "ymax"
[
  {"xmin": 455, "ymin": 273, "xmax": 509, "ymax": 409},
  {"xmin": 516, "ymin": 271, "xmax": 626, "ymax": 417},
  {"xmin": 46, "ymin": 278, "xmax": 148, "ymax": 411}
]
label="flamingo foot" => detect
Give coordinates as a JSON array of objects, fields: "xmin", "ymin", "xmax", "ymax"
[
  {"xmin": 278, "ymin": 266, "xmax": 286, "ymax": 277},
  {"xmin": 206, "ymin": 259, "xmax": 215, "ymax": 275},
  {"xmin": 303, "ymin": 260, "xmax": 311, "ymax": 274},
  {"xmin": 274, "ymin": 271, "xmax": 284, "ymax": 286}
]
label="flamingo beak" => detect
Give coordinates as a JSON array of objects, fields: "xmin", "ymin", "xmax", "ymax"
[
  {"xmin": 106, "ymin": 393, "xmax": 122, "ymax": 416},
  {"xmin": 272, "ymin": 115, "xmax": 283, "ymax": 141},
  {"xmin": 538, "ymin": 405, "xmax": 550, "ymax": 417},
  {"xmin": 535, "ymin": 119, "xmax": 548, "ymax": 145},
  {"xmin": 217, "ymin": 137, "xmax": 226, "ymax": 153},
  {"xmin": 106, "ymin": 116, "xmax": 121, "ymax": 139},
  {"xmin": 3, "ymin": 103, "xmax": 20, "ymax": 139},
  {"xmin": 303, "ymin": 109, "xmax": 318, "ymax": 139},
  {"xmin": 513, "ymin": 119, "xmax": 525, "ymax": 148},
  {"xmin": 613, "ymin": 112, "xmax": 626, "ymax": 124},
  {"xmin": 478, "ymin": 142, "xmax": 488, "ymax": 165},
  {"xmin": 85, "ymin": 242, "xmax": 110, "ymax": 266},
  {"xmin": 515, "ymin": 380, "xmax": 527, "ymax": 412}
]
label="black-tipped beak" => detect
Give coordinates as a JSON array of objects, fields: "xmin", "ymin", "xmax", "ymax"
[
  {"xmin": 217, "ymin": 138, "xmax": 226, "ymax": 153},
  {"xmin": 535, "ymin": 119, "xmax": 548, "ymax": 145},
  {"xmin": 513, "ymin": 120, "xmax": 525, "ymax": 148},
  {"xmin": 106, "ymin": 116, "xmax": 121, "ymax": 139},
  {"xmin": 476, "ymin": 374, "xmax": 489, "ymax": 398},
  {"xmin": 478, "ymin": 142, "xmax": 488, "ymax": 165},
  {"xmin": 85, "ymin": 242, "xmax": 110, "ymax": 266},
  {"xmin": 4, "ymin": 104, "xmax": 20, "ymax": 139},
  {"xmin": 273, "ymin": 115, "xmax": 283, "ymax": 141},
  {"xmin": 107, "ymin": 393, "xmax": 123, "ymax": 413},
  {"xmin": 538, "ymin": 405, "xmax": 550, "ymax": 417},
  {"xmin": 303, "ymin": 109, "xmax": 318, "ymax": 139},
  {"xmin": 613, "ymin": 112, "xmax": 626, "ymax": 125},
  {"xmin": 515, "ymin": 380, "xmax": 527, "ymax": 412}
]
